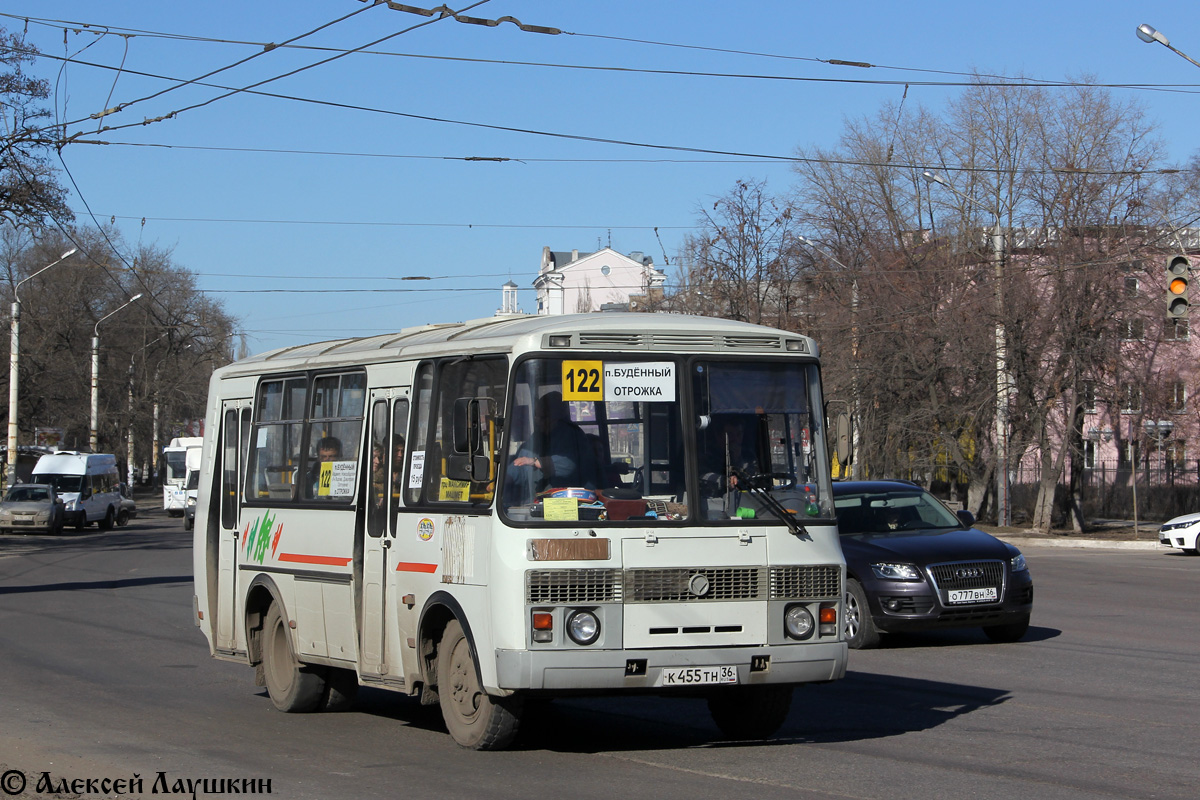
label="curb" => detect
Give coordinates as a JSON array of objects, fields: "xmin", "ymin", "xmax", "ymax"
[{"xmin": 999, "ymin": 536, "xmax": 1164, "ymax": 551}]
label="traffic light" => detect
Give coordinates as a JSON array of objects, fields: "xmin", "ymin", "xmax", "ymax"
[{"xmin": 1166, "ymin": 255, "xmax": 1190, "ymax": 318}]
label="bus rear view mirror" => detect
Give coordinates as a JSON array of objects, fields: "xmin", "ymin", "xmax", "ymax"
[{"xmin": 451, "ymin": 397, "xmax": 497, "ymax": 482}]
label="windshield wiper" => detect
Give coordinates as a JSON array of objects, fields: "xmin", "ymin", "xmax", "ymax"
[{"xmin": 733, "ymin": 470, "xmax": 809, "ymax": 538}]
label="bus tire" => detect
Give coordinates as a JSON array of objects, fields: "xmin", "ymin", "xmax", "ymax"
[
  {"xmin": 99, "ymin": 507, "xmax": 115, "ymax": 531},
  {"xmin": 262, "ymin": 603, "xmax": 325, "ymax": 713},
  {"xmin": 319, "ymin": 667, "xmax": 359, "ymax": 712},
  {"xmin": 75, "ymin": 513, "xmax": 88, "ymax": 531},
  {"xmin": 707, "ymin": 685, "xmax": 793, "ymax": 740},
  {"xmin": 436, "ymin": 619, "xmax": 521, "ymax": 750}
]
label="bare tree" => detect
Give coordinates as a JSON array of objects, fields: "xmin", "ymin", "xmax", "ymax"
[
  {"xmin": 670, "ymin": 179, "xmax": 808, "ymax": 328},
  {"xmin": 4, "ymin": 228, "xmax": 237, "ymax": 478},
  {"xmin": 0, "ymin": 27, "xmax": 72, "ymax": 229}
]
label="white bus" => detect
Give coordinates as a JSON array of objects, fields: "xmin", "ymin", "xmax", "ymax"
[
  {"xmin": 163, "ymin": 436, "xmax": 203, "ymax": 515},
  {"xmin": 192, "ymin": 313, "xmax": 847, "ymax": 749}
]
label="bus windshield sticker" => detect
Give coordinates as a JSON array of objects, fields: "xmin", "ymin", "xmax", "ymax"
[
  {"xmin": 408, "ymin": 451, "xmax": 426, "ymax": 489},
  {"xmin": 562, "ymin": 360, "xmax": 603, "ymax": 401},
  {"xmin": 439, "ymin": 477, "xmax": 470, "ymax": 503},
  {"xmin": 604, "ymin": 362, "xmax": 675, "ymax": 402},
  {"xmin": 543, "ymin": 496, "xmax": 580, "ymax": 521}
]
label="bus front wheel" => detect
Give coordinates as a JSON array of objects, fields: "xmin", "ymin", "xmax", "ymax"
[
  {"xmin": 707, "ymin": 685, "xmax": 793, "ymax": 740},
  {"xmin": 436, "ymin": 619, "xmax": 521, "ymax": 750},
  {"xmin": 262, "ymin": 603, "xmax": 325, "ymax": 713}
]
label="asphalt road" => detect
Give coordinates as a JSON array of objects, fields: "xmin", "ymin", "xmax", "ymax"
[{"xmin": 0, "ymin": 513, "xmax": 1197, "ymax": 799}]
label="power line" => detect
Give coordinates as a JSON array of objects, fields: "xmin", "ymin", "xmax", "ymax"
[
  {"xmin": 17, "ymin": 51, "xmax": 1175, "ymax": 177},
  {"xmin": 94, "ymin": 213, "xmax": 692, "ymax": 230},
  {"xmin": 8, "ymin": 10, "xmax": 1200, "ymax": 94},
  {"xmin": 74, "ymin": 140, "xmax": 798, "ymax": 164}
]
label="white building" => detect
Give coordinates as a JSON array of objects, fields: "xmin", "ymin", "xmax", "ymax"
[{"xmin": 533, "ymin": 247, "xmax": 666, "ymax": 315}]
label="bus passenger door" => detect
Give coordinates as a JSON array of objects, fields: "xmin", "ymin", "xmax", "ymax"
[
  {"xmin": 215, "ymin": 404, "xmax": 249, "ymax": 652},
  {"xmin": 360, "ymin": 391, "xmax": 409, "ymax": 680}
]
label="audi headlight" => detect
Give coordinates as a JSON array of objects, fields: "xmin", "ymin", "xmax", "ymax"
[
  {"xmin": 870, "ymin": 562, "xmax": 922, "ymax": 581},
  {"xmin": 565, "ymin": 610, "xmax": 600, "ymax": 645},
  {"xmin": 784, "ymin": 604, "xmax": 815, "ymax": 640},
  {"xmin": 1011, "ymin": 553, "xmax": 1028, "ymax": 573}
]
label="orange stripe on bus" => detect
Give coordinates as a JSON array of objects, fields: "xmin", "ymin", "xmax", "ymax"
[
  {"xmin": 278, "ymin": 553, "xmax": 352, "ymax": 566},
  {"xmin": 395, "ymin": 562, "xmax": 438, "ymax": 573}
]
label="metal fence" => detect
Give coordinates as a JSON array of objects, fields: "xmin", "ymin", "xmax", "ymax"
[{"xmin": 1011, "ymin": 459, "xmax": 1200, "ymax": 522}]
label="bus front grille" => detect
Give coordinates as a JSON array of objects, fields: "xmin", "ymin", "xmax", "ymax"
[
  {"xmin": 527, "ymin": 564, "xmax": 842, "ymax": 605},
  {"xmin": 526, "ymin": 569, "xmax": 623, "ymax": 603},
  {"xmin": 625, "ymin": 567, "xmax": 766, "ymax": 602},
  {"xmin": 769, "ymin": 565, "xmax": 841, "ymax": 599}
]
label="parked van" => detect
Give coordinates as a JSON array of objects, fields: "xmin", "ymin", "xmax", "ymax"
[{"xmin": 32, "ymin": 452, "xmax": 122, "ymax": 530}]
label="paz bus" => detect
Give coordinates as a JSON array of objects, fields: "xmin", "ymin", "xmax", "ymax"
[{"xmin": 191, "ymin": 313, "xmax": 847, "ymax": 749}]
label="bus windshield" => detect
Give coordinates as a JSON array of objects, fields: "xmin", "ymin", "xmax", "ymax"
[
  {"xmin": 165, "ymin": 450, "xmax": 188, "ymax": 483},
  {"xmin": 500, "ymin": 356, "xmax": 832, "ymax": 525}
]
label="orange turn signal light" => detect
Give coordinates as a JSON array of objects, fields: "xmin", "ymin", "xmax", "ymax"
[
  {"xmin": 532, "ymin": 612, "xmax": 554, "ymax": 630},
  {"xmin": 819, "ymin": 606, "xmax": 837, "ymax": 624}
]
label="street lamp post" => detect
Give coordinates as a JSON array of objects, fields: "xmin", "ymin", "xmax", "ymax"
[
  {"xmin": 90, "ymin": 294, "xmax": 143, "ymax": 452},
  {"xmin": 797, "ymin": 235, "xmax": 861, "ymax": 477},
  {"xmin": 1136, "ymin": 24, "xmax": 1200, "ymax": 69},
  {"xmin": 6, "ymin": 247, "xmax": 78, "ymax": 487},
  {"xmin": 922, "ymin": 171, "xmax": 1012, "ymax": 526}
]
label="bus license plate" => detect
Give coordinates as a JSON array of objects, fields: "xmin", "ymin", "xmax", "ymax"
[
  {"xmin": 657, "ymin": 665, "xmax": 738, "ymax": 687},
  {"xmin": 948, "ymin": 587, "xmax": 998, "ymax": 604}
]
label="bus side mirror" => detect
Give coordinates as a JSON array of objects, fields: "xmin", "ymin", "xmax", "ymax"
[{"xmin": 449, "ymin": 397, "xmax": 496, "ymax": 482}]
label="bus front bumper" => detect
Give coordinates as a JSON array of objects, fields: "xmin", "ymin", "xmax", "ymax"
[{"xmin": 495, "ymin": 641, "xmax": 847, "ymax": 692}]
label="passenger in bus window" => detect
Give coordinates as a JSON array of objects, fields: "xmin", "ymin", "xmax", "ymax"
[
  {"xmin": 371, "ymin": 443, "xmax": 386, "ymax": 508},
  {"xmin": 505, "ymin": 391, "xmax": 596, "ymax": 505},
  {"xmin": 307, "ymin": 436, "xmax": 342, "ymax": 498}
]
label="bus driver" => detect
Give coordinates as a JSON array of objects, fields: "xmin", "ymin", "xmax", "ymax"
[{"xmin": 505, "ymin": 391, "xmax": 595, "ymax": 505}]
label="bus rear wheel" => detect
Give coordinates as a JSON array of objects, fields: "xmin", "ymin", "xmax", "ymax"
[
  {"xmin": 707, "ymin": 685, "xmax": 793, "ymax": 740},
  {"xmin": 262, "ymin": 603, "xmax": 325, "ymax": 713},
  {"xmin": 437, "ymin": 619, "xmax": 521, "ymax": 750}
]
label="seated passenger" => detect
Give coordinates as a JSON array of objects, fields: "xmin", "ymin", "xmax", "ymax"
[{"xmin": 307, "ymin": 436, "xmax": 343, "ymax": 499}]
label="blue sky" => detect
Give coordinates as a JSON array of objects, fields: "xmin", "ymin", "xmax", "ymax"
[{"xmin": 6, "ymin": 1, "xmax": 1200, "ymax": 355}]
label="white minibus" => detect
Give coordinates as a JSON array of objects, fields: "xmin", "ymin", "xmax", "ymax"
[
  {"xmin": 33, "ymin": 451, "xmax": 122, "ymax": 530},
  {"xmin": 192, "ymin": 313, "xmax": 847, "ymax": 749}
]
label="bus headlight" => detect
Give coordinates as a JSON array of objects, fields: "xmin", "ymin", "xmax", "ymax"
[
  {"xmin": 565, "ymin": 610, "xmax": 600, "ymax": 645},
  {"xmin": 784, "ymin": 604, "xmax": 815, "ymax": 640}
]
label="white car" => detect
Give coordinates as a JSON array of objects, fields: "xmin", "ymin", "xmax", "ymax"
[{"xmin": 1159, "ymin": 512, "xmax": 1200, "ymax": 554}]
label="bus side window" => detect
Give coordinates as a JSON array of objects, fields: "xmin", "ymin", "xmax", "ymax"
[
  {"xmin": 303, "ymin": 372, "xmax": 365, "ymax": 503},
  {"xmin": 390, "ymin": 399, "xmax": 410, "ymax": 526},
  {"xmin": 429, "ymin": 359, "xmax": 505, "ymax": 505},
  {"xmin": 366, "ymin": 400, "xmax": 388, "ymax": 537},
  {"xmin": 248, "ymin": 377, "xmax": 306, "ymax": 502}
]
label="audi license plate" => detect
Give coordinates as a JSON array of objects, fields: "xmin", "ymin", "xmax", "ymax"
[
  {"xmin": 947, "ymin": 587, "xmax": 998, "ymax": 604},
  {"xmin": 657, "ymin": 665, "xmax": 738, "ymax": 687}
]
